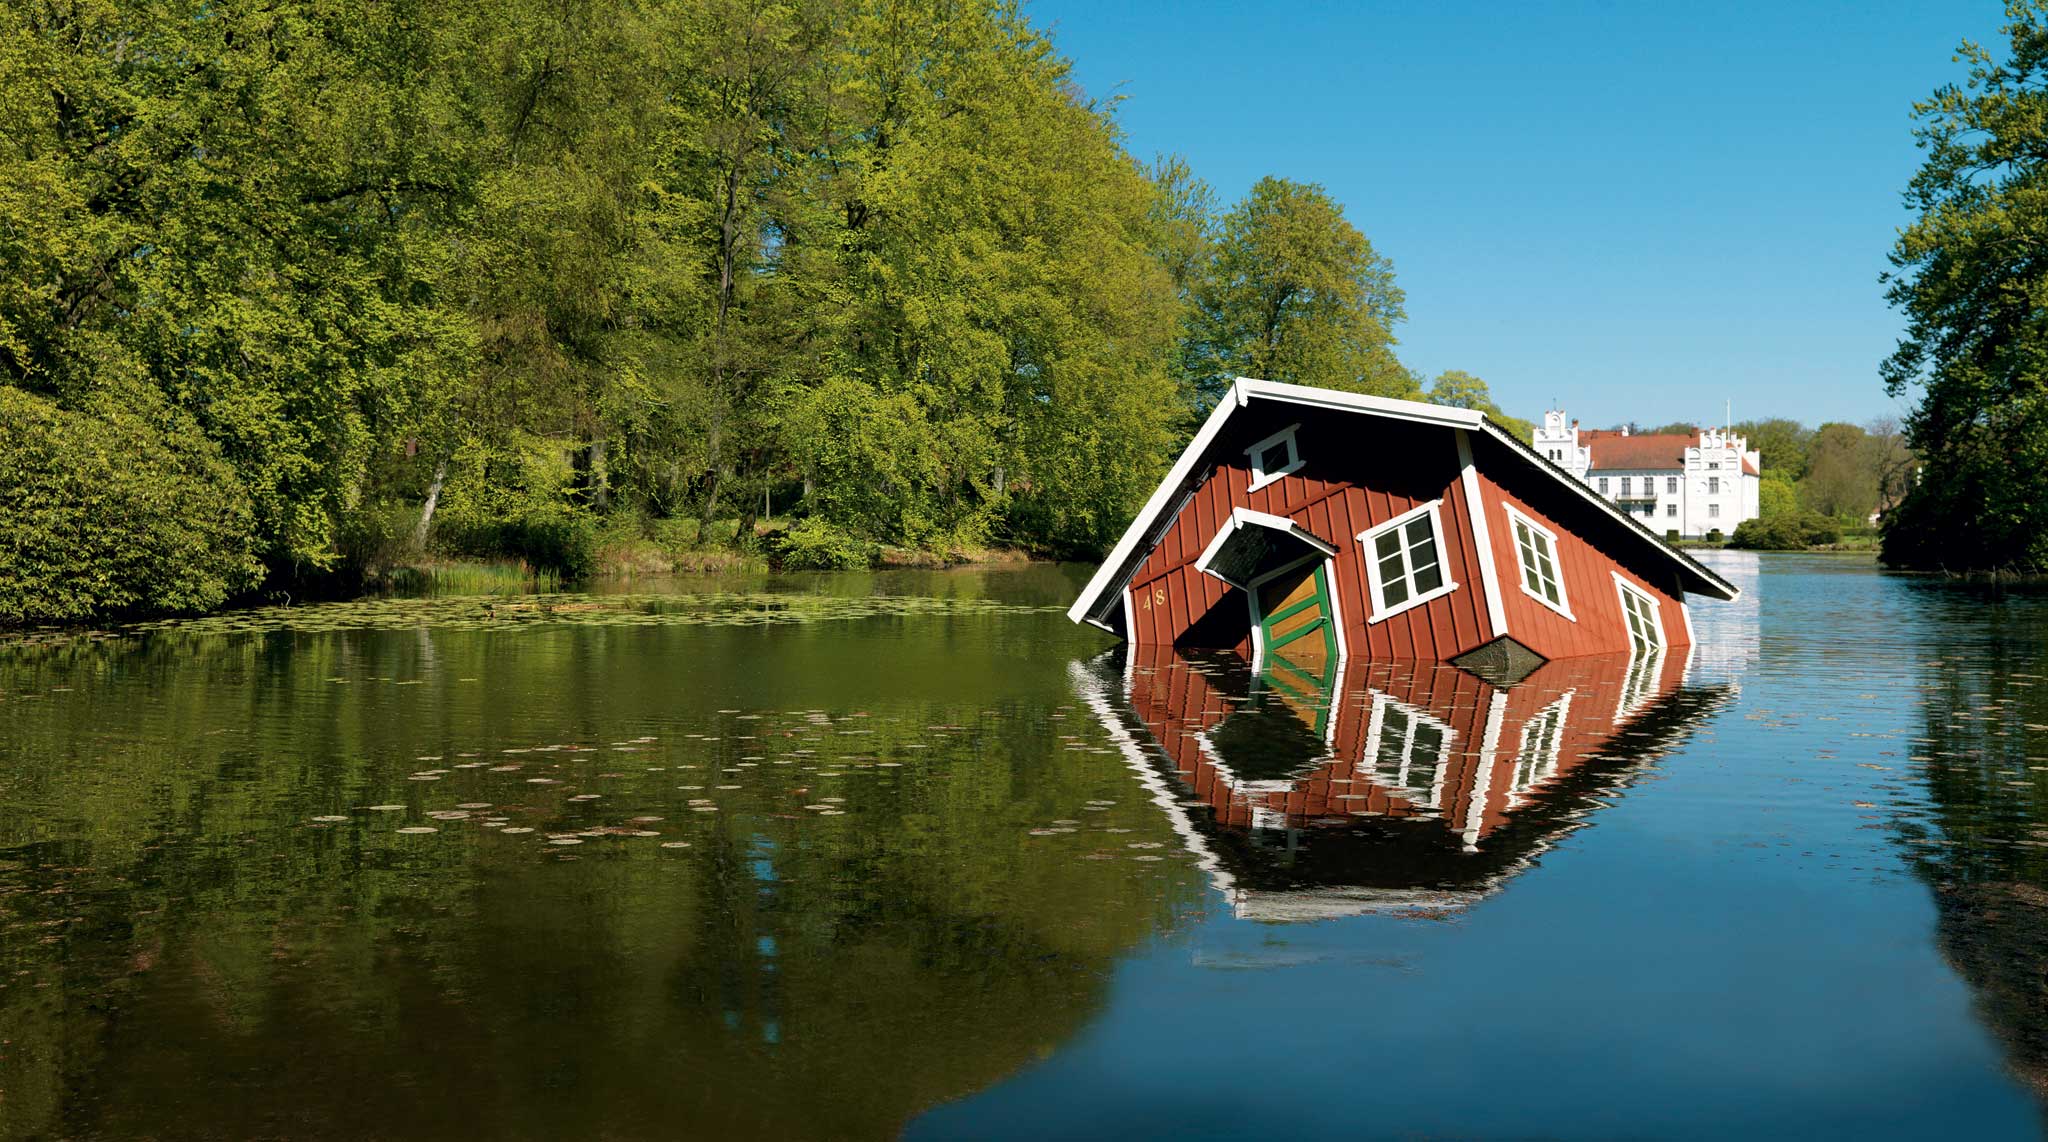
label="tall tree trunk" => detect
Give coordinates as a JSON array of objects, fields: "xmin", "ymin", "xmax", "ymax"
[
  {"xmin": 413, "ymin": 455, "xmax": 450, "ymax": 551},
  {"xmin": 589, "ymin": 438, "xmax": 609, "ymax": 510}
]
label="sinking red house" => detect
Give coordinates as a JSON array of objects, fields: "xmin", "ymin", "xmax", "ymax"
[{"xmin": 1067, "ymin": 378, "xmax": 1739, "ymax": 676}]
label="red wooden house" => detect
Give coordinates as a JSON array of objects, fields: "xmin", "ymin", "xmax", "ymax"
[{"xmin": 1067, "ymin": 378, "xmax": 1738, "ymax": 677}]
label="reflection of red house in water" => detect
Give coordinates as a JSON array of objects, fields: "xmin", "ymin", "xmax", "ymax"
[
  {"xmin": 1067, "ymin": 379, "xmax": 1738, "ymax": 678},
  {"xmin": 1072, "ymin": 647, "xmax": 1733, "ymax": 920}
]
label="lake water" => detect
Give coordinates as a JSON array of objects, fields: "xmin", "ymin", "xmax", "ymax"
[{"xmin": 4, "ymin": 553, "xmax": 2048, "ymax": 1139}]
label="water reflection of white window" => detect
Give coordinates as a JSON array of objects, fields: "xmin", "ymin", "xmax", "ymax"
[
  {"xmin": 1508, "ymin": 692, "xmax": 1573, "ymax": 806},
  {"xmin": 1365, "ymin": 693, "xmax": 1457, "ymax": 809},
  {"xmin": 1614, "ymin": 649, "xmax": 1665, "ymax": 724}
]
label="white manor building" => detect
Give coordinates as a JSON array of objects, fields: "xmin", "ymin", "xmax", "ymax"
[{"xmin": 1530, "ymin": 410, "xmax": 1761, "ymax": 539}]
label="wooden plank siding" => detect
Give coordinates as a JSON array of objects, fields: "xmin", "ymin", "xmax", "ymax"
[
  {"xmin": 1466, "ymin": 433, "xmax": 1692, "ymax": 660},
  {"xmin": 1124, "ymin": 411, "xmax": 1496, "ymax": 661}
]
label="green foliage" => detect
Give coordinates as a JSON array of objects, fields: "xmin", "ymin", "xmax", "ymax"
[
  {"xmin": 1881, "ymin": 3, "xmax": 2048, "ymax": 571},
  {"xmin": 770, "ymin": 518, "xmax": 882, "ymax": 571},
  {"xmin": 1185, "ymin": 177, "xmax": 1413, "ymax": 403},
  {"xmin": 1759, "ymin": 477, "xmax": 1798, "ymax": 520},
  {"xmin": 1427, "ymin": 370, "xmax": 1533, "ymax": 439},
  {"xmin": 0, "ymin": 0, "xmax": 1444, "ymax": 619},
  {"xmin": 1728, "ymin": 512, "xmax": 1842, "ymax": 551},
  {"xmin": 1798, "ymin": 423, "xmax": 1879, "ymax": 520},
  {"xmin": 434, "ymin": 436, "xmax": 600, "ymax": 578},
  {"xmin": 1735, "ymin": 418, "xmax": 1812, "ymax": 480},
  {"xmin": 0, "ymin": 387, "xmax": 260, "ymax": 622}
]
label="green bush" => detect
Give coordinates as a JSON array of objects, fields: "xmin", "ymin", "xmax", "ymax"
[
  {"xmin": 651, "ymin": 516, "xmax": 700, "ymax": 551},
  {"xmin": 1665, "ymin": 528, "xmax": 1680, "ymax": 542},
  {"xmin": 0, "ymin": 387, "xmax": 261, "ymax": 622},
  {"xmin": 1707, "ymin": 528, "xmax": 1725, "ymax": 543},
  {"xmin": 337, "ymin": 500, "xmax": 423, "ymax": 576},
  {"xmin": 770, "ymin": 518, "xmax": 880, "ymax": 571},
  {"xmin": 433, "ymin": 435, "xmax": 600, "ymax": 578},
  {"xmin": 1728, "ymin": 512, "xmax": 1842, "ymax": 551}
]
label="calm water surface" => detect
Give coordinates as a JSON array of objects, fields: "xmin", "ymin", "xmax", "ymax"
[{"xmin": 4, "ymin": 555, "xmax": 2048, "ymax": 1139}]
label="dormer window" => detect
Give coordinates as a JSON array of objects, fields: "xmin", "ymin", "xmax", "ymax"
[{"xmin": 1245, "ymin": 424, "xmax": 1303, "ymax": 491}]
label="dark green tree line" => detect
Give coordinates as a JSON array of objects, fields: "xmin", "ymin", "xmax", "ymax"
[{"xmin": 0, "ymin": 0, "xmax": 1455, "ymax": 620}]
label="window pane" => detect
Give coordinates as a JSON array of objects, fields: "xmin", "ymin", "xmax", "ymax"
[
  {"xmin": 1374, "ymin": 529, "xmax": 1401, "ymax": 561},
  {"xmin": 1380, "ymin": 570, "xmax": 1409, "ymax": 607},
  {"xmin": 1411, "ymin": 561, "xmax": 1443, "ymax": 594},
  {"xmin": 1259, "ymin": 443, "xmax": 1290, "ymax": 474},
  {"xmin": 1404, "ymin": 516, "xmax": 1432, "ymax": 547}
]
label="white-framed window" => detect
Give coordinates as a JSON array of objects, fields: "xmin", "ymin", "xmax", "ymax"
[
  {"xmin": 1245, "ymin": 423, "xmax": 1303, "ymax": 492},
  {"xmin": 1707, "ymin": 461, "xmax": 1721, "ymax": 470},
  {"xmin": 1596, "ymin": 476, "xmax": 1609, "ymax": 494},
  {"xmin": 1504, "ymin": 504, "xmax": 1573, "ymax": 620},
  {"xmin": 1358, "ymin": 500, "xmax": 1458, "ymax": 623},
  {"xmin": 1612, "ymin": 573, "xmax": 1665, "ymax": 655},
  {"xmin": 1707, "ymin": 476, "xmax": 1720, "ymax": 495},
  {"xmin": 1708, "ymin": 503, "xmax": 1720, "ymax": 518},
  {"xmin": 1365, "ymin": 693, "xmax": 1456, "ymax": 809},
  {"xmin": 1666, "ymin": 476, "xmax": 1678, "ymax": 494},
  {"xmin": 1665, "ymin": 503, "xmax": 1677, "ymax": 517},
  {"xmin": 1620, "ymin": 476, "xmax": 1632, "ymax": 495}
]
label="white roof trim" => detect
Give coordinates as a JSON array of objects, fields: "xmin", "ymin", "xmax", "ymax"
[
  {"xmin": 1192, "ymin": 508, "xmax": 1339, "ymax": 586},
  {"xmin": 1068, "ymin": 378, "xmax": 1736, "ymax": 630}
]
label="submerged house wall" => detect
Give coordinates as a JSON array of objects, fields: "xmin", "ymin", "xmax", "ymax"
[{"xmin": 1122, "ymin": 411, "xmax": 1496, "ymax": 660}]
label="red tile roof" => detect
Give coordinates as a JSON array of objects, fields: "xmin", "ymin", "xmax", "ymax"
[
  {"xmin": 1578, "ymin": 429, "xmax": 1761, "ymax": 475},
  {"xmin": 1578, "ymin": 430, "xmax": 1694, "ymax": 471}
]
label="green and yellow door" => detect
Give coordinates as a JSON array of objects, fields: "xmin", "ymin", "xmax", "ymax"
[{"xmin": 1253, "ymin": 559, "xmax": 1339, "ymax": 674}]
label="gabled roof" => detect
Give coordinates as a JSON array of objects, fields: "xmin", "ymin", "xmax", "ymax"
[
  {"xmin": 1578, "ymin": 429, "xmax": 1762, "ymax": 476},
  {"xmin": 1067, "ymin": 378, "xmax": 1739, "ymax": 631},
  {"xmin": 1580, "ymin": 431, "xmax": 1693, "ymax": 471}
]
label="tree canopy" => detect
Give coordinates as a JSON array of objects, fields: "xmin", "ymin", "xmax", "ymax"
[
  {"xmin": 0, "ymin": 0, "xmax": 1535, "ymax": 621},
  {"xmin": 1881, "ymin": 1, "xmax": 2048, "ymax": 571},
  {"xmin": 1184, "ymin": 177, "xmax": 1414, "ymax": 406}
]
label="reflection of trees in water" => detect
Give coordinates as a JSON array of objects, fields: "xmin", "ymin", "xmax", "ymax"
[
  {"xmin": 1902, "ymin": 641, "xmax": 2048, "ymax": 1100},
  {"xmin": 0, "ymin": 623, "xmax": 1198, "ymax": 1140}
]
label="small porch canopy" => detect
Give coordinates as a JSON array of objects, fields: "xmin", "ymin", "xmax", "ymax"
[{"xmin": 1193, "ymin": 509, "xmax": 1336, "ymax": 589}]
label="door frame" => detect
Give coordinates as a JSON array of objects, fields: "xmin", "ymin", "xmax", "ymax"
[{"xmin": 1245, "ymin": 553, "xmax": 1348, "ymax": 670}]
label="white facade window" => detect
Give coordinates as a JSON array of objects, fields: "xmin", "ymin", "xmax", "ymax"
[
  {"xmin": 1366, "ymin": 694, "xmax": 1456, "ymax": 808},
  {"xmin": 1613, "ymin": 574, "xmax": 1664, "ymax": 655},
  {"xmin": 1709, "ymin": 503, "xmax": 1720, "ymax": 518},
  {"xmin": 1620, "ymin": 476, "xmax": 1632, "ymax": 495},
  {"xmin": 1666, "ymin": 476, "xmax": 1678, "ymax": 494},
  {"xmin": 1244, "ymin": 423, "xmax": 1302, "ymax": 492},
  {"xmin": 1707, "ymin": 476, "xmax": 1720, "ymax": 494},
  {"xmin": 1597, "ymin": 477, "xmax": 1609, "ymax": 494},
  {"xmin": 1666, "ymin": 503, "xmax": 1677, "ymax": 517},
  {"xmin": 1358, "ymin": 500, "xmax": 1458, "ymax": 623},
  {"xmin": 1506, "ymin": 505, "xmax": 1573, "ymax": 620}
]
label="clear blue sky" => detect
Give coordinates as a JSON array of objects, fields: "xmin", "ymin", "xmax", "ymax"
[{"xmin": 1028, "ymin": 0, "xmax": 2005, "ymax": 428}]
